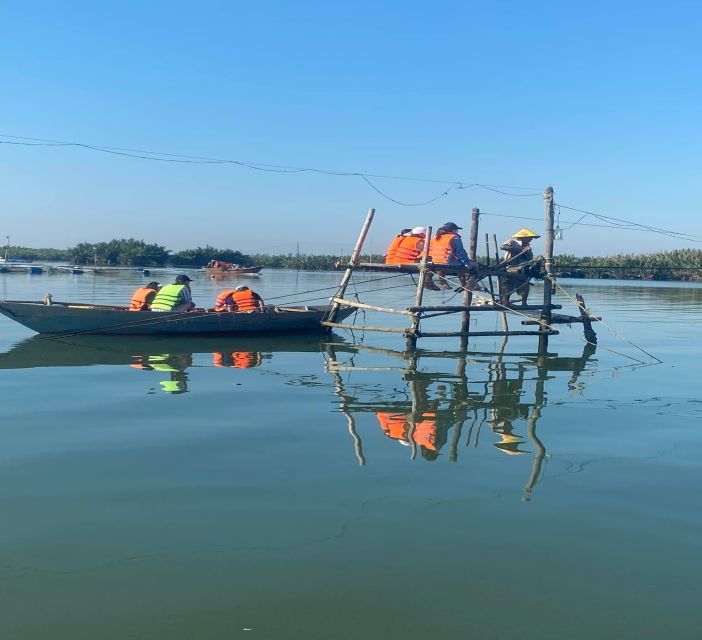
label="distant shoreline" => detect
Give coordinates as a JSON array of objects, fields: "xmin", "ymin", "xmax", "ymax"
[{"xmin": 3, "ymin": 242, "xmax": 701, "ymax": 282}]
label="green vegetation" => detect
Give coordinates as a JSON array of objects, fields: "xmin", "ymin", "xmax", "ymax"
[
  {"xmin": 5, "ymin": 239, "xmax": 702, "ymax": 281},
  {"xmin": 4, "ymin": 246, "xmax": 69, "ymax": 261},
  {"xmin": 171, "ymin": 246, "xmax": 250, "ymax": 267},
  {"xmin": 551, "ymin": 249, "xmax": 702, "ymax": 281},
  {"xmin": 69, "ymin": 240, "xmax": 170, "ymax": 266}
]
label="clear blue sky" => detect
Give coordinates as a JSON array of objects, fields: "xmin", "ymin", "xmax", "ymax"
[{"xmin": 1, "ymin": 0, "xmax": 700, "ymax": 256}]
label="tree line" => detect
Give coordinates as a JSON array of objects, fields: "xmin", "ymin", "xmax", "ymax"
[{"xmin": 5, "ymin": 239, "xmax": 702, "ymax": 280}]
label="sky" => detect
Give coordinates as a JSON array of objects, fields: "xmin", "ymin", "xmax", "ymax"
[{"xmin": 1, "ymin": 0, "xmax": 700, "ymax": 256}]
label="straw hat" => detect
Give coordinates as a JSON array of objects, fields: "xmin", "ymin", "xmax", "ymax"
[{"xmin": 512, "ymin": 228, "xmax": 540, "ymax": 239}]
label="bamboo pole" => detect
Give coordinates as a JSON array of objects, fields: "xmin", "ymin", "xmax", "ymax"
[
  {"xmin": 330, "ymin": 298, "xmax": 414, "ymax": 316},
  {"xmin": 460, "ymin": 208, "xmax": 480, "ymax": 349},
  {"xmin": 484, "ymin": 233, "xmax": 496, "ymax": 297},
  {"xmin": 576, "ymin": 293, "xmax": 598, "ymax": 343},
  {"xmin": 321, "ymin": 321, "xmax": 409, "ymax": 333},
  {"xmin": 538, "ymin": 187, "xmax": 555, "ymax": 354},
  {"xmin": 408, "ymin": 303, "xmax": 561, "ymax": 312},
  {"xmin": 493, "ymin": 234, "xmax": 509, "ymax": 334},
  {"xmin": 326, "ymin": 208, "xmax": 375, "ymax": 323},
  {"xmin": 419, "ymin": 330, "xmax": 558, "ymax": 338},
  {"xmin": 406, "ymin": 226, "xmax": 432, "ymax": 349}
]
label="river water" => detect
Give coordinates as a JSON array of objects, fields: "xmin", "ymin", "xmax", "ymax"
[{"xmin": 0, "ymin": 268, "xmax": 700, "ymax": 639}]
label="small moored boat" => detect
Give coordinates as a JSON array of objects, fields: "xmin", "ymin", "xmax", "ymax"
[
  {"xmin": 0, "ymin": 300, "xmax": 353, "ymax": 336},
  {"xmin": 203, "ymin": 260, "xmax": 263, "ymax": 276}
]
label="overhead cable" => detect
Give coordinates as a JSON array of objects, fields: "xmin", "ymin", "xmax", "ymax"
[{"xmin": 0, "ymin": 133, "xmax": 544, "ymax": 206}]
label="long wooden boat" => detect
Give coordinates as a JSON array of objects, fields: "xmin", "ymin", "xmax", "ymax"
[{"xmin": 0, "ymin": 300, "xmax": 353, "ymax": 336}]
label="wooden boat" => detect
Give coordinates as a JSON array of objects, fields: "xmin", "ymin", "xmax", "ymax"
[
  {"xmin": 0, "ymin": 300, "xmax": 353, "ymax": 336},
  {"xmin": 203, "ymin": 261, "xmax": 263, "ymax": 276}
]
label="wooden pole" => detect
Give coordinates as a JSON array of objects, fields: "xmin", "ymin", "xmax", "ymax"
[
  {"xmin": 484, "ymin": 233, "xmax": 496, "ymax": 298},
  {"xmin": 326, "ymin": 208, "xmax": 375, "ymax": 323},
  {"xmin": 460, "ymin": 208, "xmax": 480, "ymax": 349},
  {"xmin": 538, "ymin": 187, "xmax": 555, "ymax": 354},
  {"xmin": 406, "ymin": 226, "xmax": 432, "ymax": 349},
  {"xmin": 576, "ymin": 293, "xmax": 597, "ymax": 344},
  {"xmin": 493, "ymin": 234, "xmax": 509, "ymax": 334}
]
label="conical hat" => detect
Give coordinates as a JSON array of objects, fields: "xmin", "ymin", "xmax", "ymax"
[{"xmin": 512, "ymin": 228, "xmax": 540, "ymax": 239}]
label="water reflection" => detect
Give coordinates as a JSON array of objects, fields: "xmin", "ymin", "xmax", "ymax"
[
  {"xmin": 0, "ymin": 334, "xmax": 599, "ymax": 496},
  {"xmin": 323, "ymin": 342, "xmax": 597, "ymax": 498},
  {"xmin": 131, "ymin": 353, "xmax": 192, "ymax": 394}
]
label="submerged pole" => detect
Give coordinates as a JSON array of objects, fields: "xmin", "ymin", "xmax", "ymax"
[
  {"xmin": 460, "ymin": 208, "xmax": 480, "ymax": 350},
  {"xmin": 326, "ymin": 208, "xmax": 375, "ymax": 323},
  {"xmin": 538, "ymin": 188, "xmax": 555, "ymax": 354}
]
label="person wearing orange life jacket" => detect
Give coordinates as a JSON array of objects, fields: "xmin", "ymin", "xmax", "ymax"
[
  {"xmin": 128, "ymin": 281, "xmax": 161, "ymax": 311},
  {"xmin": 384, "ymin": 229, "xmax": 412, "ymax": 264},
  {"xmin": 430, "ymin": 222, "xmax": 481, "ymax": 291},
  {"xmin": 214, "ymin": 285, "xmax": 265, "ymax": 312},
  {"xmin": 393, "ymin": 226, "xmax": 428, "ymax": 264}
]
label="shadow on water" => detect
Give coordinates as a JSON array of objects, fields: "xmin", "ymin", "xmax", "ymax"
[{"xmin": 1, "ymin": 333, "xmax": 598, "ymax": 496}]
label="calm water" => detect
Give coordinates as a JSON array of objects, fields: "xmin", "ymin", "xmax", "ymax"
[{"xmin": 0, "ymin": 269, "xmax": 700, "ymax": 639}]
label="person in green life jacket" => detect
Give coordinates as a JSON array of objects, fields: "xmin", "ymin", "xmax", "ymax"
[{"xmin": 150, "ymin": 274, "xmax": 196, "ymax": 312}]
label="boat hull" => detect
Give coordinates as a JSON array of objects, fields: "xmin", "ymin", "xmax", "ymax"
[
  {"xmin": 0, "ymin": 301, "xmax": 352, "ymax": 336},
  {"xmin": 204, "ymin": 266, "xmax": 262, "ymax": 276}
]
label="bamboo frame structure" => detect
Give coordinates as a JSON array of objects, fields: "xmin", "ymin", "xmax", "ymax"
[{"xmin": 323, "ymin": 189, "xmax": 599, "ymax": 353}]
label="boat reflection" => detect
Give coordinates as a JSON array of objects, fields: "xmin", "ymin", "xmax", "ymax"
[{"xmin": 323, "ymin": 342, "xmax": 597, "ymax": 498}]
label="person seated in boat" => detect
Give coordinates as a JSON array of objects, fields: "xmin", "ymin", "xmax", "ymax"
[
  {"xmin": 213, "ymin": 285, "xmax": 264, "ymax": 312},
  {"xmin": 498, "ymin": 228, "xmax": 544, "ymax": 307},
  {"xmin": 150, "ymin": 275, "xmax": 196, "ymax": 312},
  {"xmin": 430, "ymin": 222, "xmax": 481, "ymax": 292},
  {"xmin": 128, "ymin": 281, "xmax": 161, "ymax": 311}
]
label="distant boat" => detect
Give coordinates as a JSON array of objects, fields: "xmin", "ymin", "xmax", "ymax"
[
  {"xmin": 0, "ymin": 258, "xmax": 30, "ymax": 265},
  {"xmin": 0, "ymin": 300, "xmax": 353, "ymax": 336},
  {"xmin": 203, "ymin": 260, "xmax": 263, "ymax": 276}
]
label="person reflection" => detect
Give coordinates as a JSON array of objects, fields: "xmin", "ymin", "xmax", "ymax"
[
  {"xmin": 131, "ymin": 353, "xmax": 192, "ymax": 394},
  {"xmin": 212, "ymin": 351, "xmax": 263, "ymax": 368},
  {"xmin": 489, "ymin": 361, "xmax": 530, "ymax": 456},
  {"xmin": 376, "ymin": 379, "xmax": 450, "ymax": 461}
]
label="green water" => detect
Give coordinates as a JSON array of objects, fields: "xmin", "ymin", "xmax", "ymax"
[{"xmin": 0, "ymin": 270, "xmax": 700, "ymax": 638}]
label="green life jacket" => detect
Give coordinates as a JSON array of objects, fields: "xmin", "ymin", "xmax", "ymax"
[{"xmin": 150, "ymin": 284, "xmax": 185, "ymax": 311}]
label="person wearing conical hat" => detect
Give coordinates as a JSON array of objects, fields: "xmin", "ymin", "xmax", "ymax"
[{"xmin": 499, "ymin": 228, "xmax": 541, "ymax": 306}]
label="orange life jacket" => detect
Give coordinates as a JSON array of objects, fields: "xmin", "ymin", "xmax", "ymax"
[
  {"xmin": 214, "ymin": 290, "xmax": 238, "ymax": 311},
  {"xmin": 213, "ymin": 351, "xmax": 262, "ymax": 368},
  {"xmin": 385, "ymin": 235, "xmax": 406, "ymax": 264},
  {"xmin": 430, "ymin": 232, "xmax": 459, "ymax": 263},
  {"xmin": 232, "ymin": 288, "xmax": 261, "ymax": 312},
  {"xmin": 232, "ymin": 352, "xmax": 262, "ymax": 368},
  {"xmin": 393, "ymin": 235, "xmax": 424, "ymax": 263},
  {"xmin": 413, "ymin": 413, "xmax": 438, "ymax": 450},
  {"xmin": 129, "ymin": 287, "xmax": 157, "ymax": 311},
  {"xmin": 377, "ymin": 413, "xmax": 410, "ymax": 441}
]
